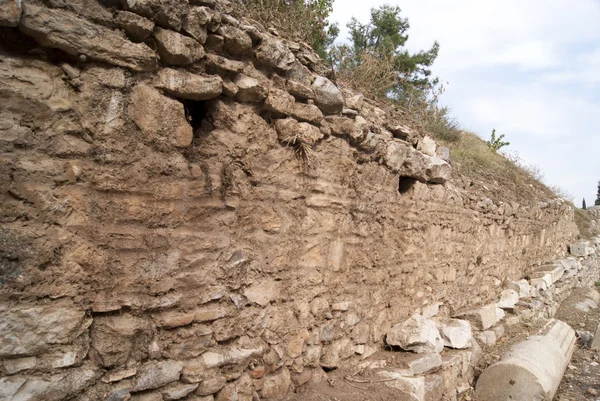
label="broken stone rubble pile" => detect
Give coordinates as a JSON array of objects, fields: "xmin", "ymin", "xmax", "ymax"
[{"xmin": 0, "ymin": 0, "xmax": 584, "ymax": 400}]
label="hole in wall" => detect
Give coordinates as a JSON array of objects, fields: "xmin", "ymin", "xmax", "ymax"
[
  {"xmin": 398, "ymin": 177, "xmax": 417, "ymax": 194},
  {"xmin": 182, "ymin": 99, "xmax": 208, "ymax": 134}
]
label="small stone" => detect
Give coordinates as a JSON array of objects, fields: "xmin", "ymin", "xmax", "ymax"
[
  {"xmin": 205, "ymin": 54, "xmax": 246, "ymax": 74},
  {"xmin": 274, "ymin": 118, "xmax": 323, "ymax": 145},
  {"xmin": 161, "ymin": 382, "xmax": 199, "ymax": 400},
  {"xmin": 377, "ymin": 372, "xmax": 425, "ymax": 401},
  {"xmin": 422, "ymin": 303, "xmax": 440, "ymax": 319},
  {"xmin": 506, "ymin": 280, "xmax": 531, "ymax": 298},
  {"xmin": 117, "ymin": 11, "xmax": 154, "ymax": 42},
  {"xmin": 497, "ymin": 289, "xmax": 519, "ymax": 309},
  {"xmin": 125, "ymin": 0, "xmax": 187, "ymax": 31},
  {"xmin": 154, "ymin": 68, "xmax": 222, "ymax": 100},
  {"xmin": 417, "ymin": 136, "xmax": 436, "ymax": 156},
  {"xmin": 346, "ymin": 313, "xmax": 360, "ymax": 327},
  {"xmin": 588, "ymin": 388, "xmax": 598, "ymax": 396},
  {"xmin": 386, "ymin": 314, "xmax": 444, "ymax": 354},
  {"xmin": 475, "ymin": 330, "xmax": 497, "ymax": 346},
  {"xmin": 575, "ymin": 299, "xmax": 598, "ymax": 313},
  {"xmin": 154, "ymin": 27, "xmax": 205, "ymax": 65},
  {"xmin": 311, "ymin": 76, "xmax": 344, "ymax": 114},
  {"xmin": 505, "ymin": 316, "xmax": 520, "ymax": 326},
  {"xmin": 244, "ymin": 279, "xmax": 280, "ymax": 306},
  {"xmin": 221, "ymin": 78, "xmax": 238, "ymax": 97},
  {"xmin": 291, "ymin": 102, "xmax": 324, "ymax": 124},
  {"xmin": 436, "ymin": 146, "xmax": 450, "ymax": 162},
  {"xmin": 345, "ymin": 93, "xmax": 364, "ymax": 111},
  {"xmin": 3, "ymin": 357, "xmax": 36, "ymax": 374},
  {"xmin": 0, "ymin": 0, "xmax": 22, "ymax": 27},
  {"xmin": 341, "ymin": 108, "xmax": 358, "ymax": 116},
  {"xmin": 286, "ymin": 80, "xmax": 314, "ymax": 99},
  {"xmin": 264, "ymin": 88, "xmax": 294, "ymax": 115},
  {"xmin": 425, "ymin": 156, "xmax": 452, "ymax": 184},
  {"xmin": 234, "ymin": 75, "xmax": 268, "ymax": 102}
]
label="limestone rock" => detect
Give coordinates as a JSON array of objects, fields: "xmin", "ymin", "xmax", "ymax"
[
  {"xmin": 219, "ymin": 25, "xmax": 252, "ymax": 55},
  {"xmin": 377, "ymin": 371, "xmax": 425, "ymax": 401},
  {"xmin": 3, "ymin": 357, "xmax": 36, "ymax": 374},
  {"xmin": 384, "ymin": 141, "xmax": 410, "ymax": 172},
  {"xmin": 311, "ymin": 76, "xmax": 344, "ymax": 114},
  {"xmin": 132, "ymin": 360, "xmax": 184, "ymax": 392},
  {"xmin": 0, "ymin": 305, "xmax": 90, "ymax": 357},
  {"xmin": 183, "ymin": 7, "xmax": 210, "ymax": 43},
  {"xmin": 274, "ymin": 118, "xmax": 323, "ymax": 145},
  {"xmin": 286, "ymin": 80, "xmax": 314, "ymax": 99},
  {"xmin": 154, "ymin": 27, "xmax": 205, "ymax": 65},
  {"xmin": 320, "ymin": 338, "xmax": 354, "ymax": 369},
  {"xmin": 436, "ymin": 145, "xmax": 450, "ymax": 162},
  {"xmin": 475, "ymin": 330, "xmax": 497, "ymax": 346},
  {"xmin": 129, "ymin": 84, "xmax": 193, "ymax": 147},
  {"xmin": 264, "ymin": 88, "xmax": 294, "ymax": 115},
  {"xmin": 154, "ymin": 68, "xmax": 222, "ymax": 100},
  {"xmin": 506, "ymin": 279, "xmax": 531, "ymax": 298},
  {"xmin": 497, "ymin": 289, "xmax": 519, "ymax": 309},
  {"xmin": 0, "ymin": 0, "xmax": 21, "ymax": 27},
  {"xmin": 434, "ymin": 318, "xmax": 473, "ymax": 349},
  {"xmin": 244, "ymin": 279, "xmax": 280, "ymax": 306},
  {"xmin": 425, "ymin": 156, "xmax": 452, "ymax": 184},
  {"xmin": 407, "ymin": 352, "xmax": 443, "ymax": 375},
  {"xmin": 417, "ymin": 136, "xmax": 436, "ymax": 156},
  {"xmin": 234, "ymin": 75, "xmax": 267, "ymax": 102},
  {"xmin": 255, "ymin": 38, "xmax": 296, "ymax": 71},
  {"xmin": 345, "ymin": 93, "xmax": 364, "ymax": 111},
  {"xmin": 326, "ymin": 115, "xmax": 366, "ymax": 143},
  {"xmin": 458, "ymin": 304, "xmax": 499, "ymax": 330},
  {"xmin": 386, "ymin": 314, "xmax": 444, "ymax": 354},
  {"xmin": 19, "ymin": 5, "xmax": 157, "ymax": 71},
  {"xmin": 205, "ymin": 54, "xmax": 246, "ymax": 74},
  {"xmin": 291, "ymin": 102, "xmax": 323, "ymax": 124},
  {"xmin": 261, "ymin": 367, "xmax": 292, "ymax": 399},
  {"xmin": 161, "ymin": 382, "xmax": 199, "ymax": 400},
  {"xmin": 116, "ymin": 11, "xmax": 154, "ymax": 42},
  {"xmin": 125, "ymin": 0, "xmax": 188, "ymax": 31}
]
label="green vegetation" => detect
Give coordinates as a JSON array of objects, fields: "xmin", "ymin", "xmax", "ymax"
[
  {"xmin": 238, "ymin": 0, "xmax": 338, "ymax": 59},
  {"xmin": 596, "ymin": 181, "xmax": 600, "ymax": 206},
  {"xmin": 488, "ymin": 129, "xmax": 510, "ymax": 153},
  {"xmin": 583, "ymin": 198, "xmax": 587, "ymax": 209},
  {"xmin": 240, "ymin": 1, "xmax": 572, "ymax": 202}
]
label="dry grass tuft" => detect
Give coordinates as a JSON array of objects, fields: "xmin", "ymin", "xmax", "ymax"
[{"xmin": 334, "ymin": 51, "xmax": 400, "ymax": 99}]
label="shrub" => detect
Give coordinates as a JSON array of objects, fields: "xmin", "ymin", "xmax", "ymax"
[{"xmin": 488, "ymin": 129, "xmax": 510, "ymax": 152}]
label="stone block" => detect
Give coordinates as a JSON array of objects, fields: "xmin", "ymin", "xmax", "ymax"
[
  {"xmin": 406, "ymin": 352, "xmax": 443, "ymax": 375},
  {"xmin": 386, "ymin": 314, "xmax": 444, "ymax": 354},
  {"xmin": 457, "ymin": 304, "xmax": 499, "ymax": 331},
  {"xmin": 417, "ymin": 136, "xmax": 436, "ymax": 156},
  {"xmin": 117, "ymin": 11, "xmax": 154, "ymax": 42},
  {"xmin": 234, "ymin": 74, "xmax": 268, "ymax": 102},
  {"xmin": 377, "ymin": 371, "xmax": 425, "ymax": 401},
  {"xmin": 311, "ymin": 76, "xmax": 344, "ymax": 114},
  {"xmin": 129, "ymin": 84, "xmax": 192, "ymax": 147},
  {"xmin": 132, "ymin": 360, "xmax": 184, "ymax": 392},
  {"xmin": 506, "ymin": 279, "xmax": 530, "ymax": 298},
  {"xmin": 497, "ymin": 289, "xmax": 519, "ymax": 309},
  {"xmin": 570, "ymin": 241, "xmax": 594, "ymax": 257},
  {"xmin": 0, "ymin": 0, "xmax": 21, "ymax": 27},
  {"xmin": 434, "ymin": 318, "xmax": 472, "ymax": 349},
  {"xmin": 0, "ymin": 305, "xmax": 90, "ymax": 357},
  {"xmin": 154, "ymin": 68, "xmax": 222, "ymax": 100},
  {"xmin": 255, "ymin": 38, "xmax": 296, "ymax": 71},
  {"xmin": 154, "ymin": 27, "xmax": 205, "ymax": 65},
  {"xmin": 345, "ymin": 93, "xmax": 364, "ymax": 111},
  {"xmin": 19, "ymin": 5, "xmax": 157, "ymax": 71}
]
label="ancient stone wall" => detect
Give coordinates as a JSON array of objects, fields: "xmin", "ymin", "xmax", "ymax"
[{"xmin": 0, "ymin": 0, "xmax": 578, "ymax": 400}]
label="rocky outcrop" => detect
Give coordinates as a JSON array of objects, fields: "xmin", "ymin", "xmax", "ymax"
[{"xmin": 0, "ymin": 0, "xmax": 584, "ymax": 400}]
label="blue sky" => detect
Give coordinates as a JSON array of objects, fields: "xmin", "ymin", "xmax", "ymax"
[{"xmin": 331, "ymin": 0, "xmax": 600, "ymax": 205}]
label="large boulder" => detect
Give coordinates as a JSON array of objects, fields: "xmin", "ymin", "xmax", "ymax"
[
  {"xmin": 311, "ymin": 76, "xmax": 344, "ymax": 114},
  {"xmin": 19, "ymin": 5, "xmax": 157, "ymax": 71},
  {"xmin": 386, "ymin": 314, "xmax": 444, "ymax": 354},
  {"xmin": 129, "ymin": 84, "xmax": 193, "ymax": 147}
]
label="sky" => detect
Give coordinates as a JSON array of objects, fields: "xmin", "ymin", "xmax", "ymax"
[{"xmin": 331, "ymin": 0, "xmax": 600, "ymax": 205}]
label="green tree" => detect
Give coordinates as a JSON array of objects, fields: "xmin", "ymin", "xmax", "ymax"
[
  {"xmin": 334, "ymin": 5, "xmax": 439, "ymax": 96},
  {"xmin": 583, "ymin": 198, "xmax": 587, "ymax": 209},
  {"xmin": 596, "ymin": 181, "xmax": 600, "ymax": 206},
  {"xmin": 488, "ymin": 129, "xmax": 510, "ymax": 153}
]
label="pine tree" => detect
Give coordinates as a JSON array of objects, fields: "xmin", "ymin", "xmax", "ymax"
[
  {"xmin": 583, "ymin": 198, "xmax": 587, "ymax": 209},
  {"xmin": 596, "ymin": 181, "xmax": 600, "ymax": 206}
]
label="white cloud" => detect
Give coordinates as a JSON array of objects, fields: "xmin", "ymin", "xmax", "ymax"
[{"xmin": 330, "ymin": 0, "xmax": 600, "ymax": 202}]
